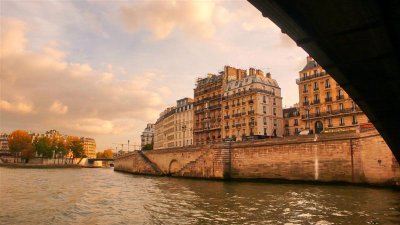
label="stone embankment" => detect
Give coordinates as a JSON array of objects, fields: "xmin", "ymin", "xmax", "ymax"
[{"xmin": 114, "ymin": 129, "xmax": 400, "ymax": 186}]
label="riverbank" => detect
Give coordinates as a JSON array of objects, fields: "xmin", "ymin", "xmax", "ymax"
[
  {"xmin": 114, "ymin": 129, "xmax": 400, "ymax": 186},
  {"xmin": 0, "ymin": 163, "xmax": 81, "ymax": 169}
]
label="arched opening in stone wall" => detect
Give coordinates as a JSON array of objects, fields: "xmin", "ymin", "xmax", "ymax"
[{"xmin": 168, "ymin": 159, "xmax": 180, "ymax": 175}]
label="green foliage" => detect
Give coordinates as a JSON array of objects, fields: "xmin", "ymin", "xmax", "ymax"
[
  {"xmin": 142, "ymin": 144, "xmax": 153, "ymax": 150},
  {"xmin": 67, "ymin": 137, "xmax": 84, "ymax": 158},
  {"xmin": 33, "ymin": 136, "xmax": 53, "ymax": 158},
  {"xmin": 55, "ymin": 139, "xmax": 67, "ymax": 157}
]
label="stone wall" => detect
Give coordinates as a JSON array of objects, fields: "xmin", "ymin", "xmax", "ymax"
[{"xmin": 114, "ymin": 129, "xmax": 400, "ymax": 186}]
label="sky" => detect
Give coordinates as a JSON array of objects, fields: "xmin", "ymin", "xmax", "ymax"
[{"xmin": 0, "ymin": 0, "xmax": 307, "ymax": 151}]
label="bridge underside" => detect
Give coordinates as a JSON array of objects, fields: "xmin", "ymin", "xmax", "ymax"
[{"xmin": 249, "ymin": 0, "xmax": 400, "ymax": 161}]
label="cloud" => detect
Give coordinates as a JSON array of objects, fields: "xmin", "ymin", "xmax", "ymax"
[
  {"xmin": 0, "ymin": 17, "xmax": 169, "ymax": 136},
  {"xmin": 49, "ymin": 101, "xmax": 68, "ymax": 115},
  {"xmin": 0, "ymin": 99, "xmax": 33, "ymax": 114},
  {"xmin": 119, "ymin": 0, "xmax": 232, "ymax": 40}
]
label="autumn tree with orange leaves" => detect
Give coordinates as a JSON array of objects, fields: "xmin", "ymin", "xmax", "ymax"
[{"xmin": 8, "ymin": 130, "xmax": 35, "ymax": 162}]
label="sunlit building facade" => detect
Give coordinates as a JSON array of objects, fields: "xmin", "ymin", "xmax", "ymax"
[
  {"xmin": 193, "ymin": 74, "xmax": 223, "ymax": 145},
  {"xmin": 154, "ymin": 107, "xmax": 176, "ymax": 149},
  {"xmin": 175, "ymin": 98, "xmax": 194, "ymax": 147},
  {"xmin": 283, "ymin": 105, "xmax": 301, "ymax": 136},
  {"xmin": 0, "ymin": 133, "xmax": 9, "ymax": 152},
  {"xmin": 297, "ymin": 56, "xmax": 370, "ymax": 133},
  {"xmin": 222, "ymin": 66, "xmax": 283, "ymax": 140},
  {"xmin": 81, "ymin": 137, "xmax": 96, "ymax": 158},
  {"xmin": 141, "ymin": 123, "xmax": 154, "ymax": 148}
]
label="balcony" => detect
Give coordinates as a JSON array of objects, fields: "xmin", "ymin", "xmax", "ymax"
[
  {"xmin": 312, "ymin": 99, "xmax": 321, "ymax": 105},
  {"xmin": 325, "ymin": 85, "xmax": 331, "ymax": 89},
  {"xmin": 242, "ymin": 123, "xmax": 246, "ymax": 126},
  {"xmin": 325, "ymin": 97, "xmax": 332, "ymax": 102},
  {"xmin": 339, "ymin": 123, "xmax": 345, "ymax": 126},
  {"xmin": 224, "ymin": 125, "xmax": 229, "ymax": 130},
  {"xmin": 303, "ymin": 89, "xmax": 308, "ymax": 93},
  {"xmin": 301, "ymin": 106, "xmax": 362, "ymax": 120},
  {"xmin": 314, "ymin": 87, "xmax": 319, "ymax": 91},
  {"xmin": 248, "ymin": 99, "xmax": 254, "ymax": 104},
  {"xmin": 232, "ymin": 104, "xmax": 236, "ymax": 107},
  {"xmin": 249, "ymin": 121, "xmax": 256, "ymax": 126},
  {"xmin": 241, "ymin": 112, "xmax": 246, "ymax": 115},
  {"xmin": 224, "ymin": 115, "xmax": 230, "ymax": 119},
  {"xmin": 237, "ymin": 102, "xmax": 241, "ymax": 106},
  {"xmin": 295, "ymin": 72, "xmax": 328, "ymax": 84},
  {"xmin": 336, "ymin": 95, "xmax": 345, "ymax": 100},
  {"xmin": 248, "ymin": 110, "xmax": 255, "ymax": 115},
  {"xmin": 236, "ymin": 124, "xmax": 241, "ymax": 128},
  {"xmin": 303, "ymin": 101, "xmax": 309, "ymax": 106},
  {"xmin": 224, "ymin": 105, "xmax": 229, "ymax": 109},
  {"xmin": 328, "ymin": 124, "xmax": 333, "ymax": 127},
  {"xmin": 242, "ymin": 102, "xmax": 246, "ymax": 105}
]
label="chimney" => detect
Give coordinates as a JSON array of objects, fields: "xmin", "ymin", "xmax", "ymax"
[{"xmin": 266, "ymin": 72, "xmax": 271, "ymax": 78}]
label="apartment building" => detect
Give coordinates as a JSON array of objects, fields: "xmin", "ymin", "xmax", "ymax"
[
  {"xmin": 193, "ymin": 74, "xmax": 223, "ymax": 145},
  {"xmin": 297, "ymin": 56, "xmax": 370, "ymax": 133},
  {"xmin": 154, "ymin": 107, "xmax": 176, "ymax": 149},
  {"xmin": 81, "ymin": 137, "xmax": 96, "ymax": 158},
  {"xmin": 222, "ymin": 66, "xmax": 283, "ymax": 140},
  {"xmin": 0, "ymin": 133, "xmax": 9, "ymax": 152},
  {"xmin": 141, "ymin": 123, "xmax": 154, "ymax": 148},
  {"xmin": 175, "ymin": 98, "xmax": 194, "ymax": 147},
  {"xmin": 283, "ymin": 105, "xmax": 301, "ymax": 136}
]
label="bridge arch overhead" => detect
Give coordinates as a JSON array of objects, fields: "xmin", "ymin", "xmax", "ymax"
[{"xmin": 248, "ymin": 0, "xmax": 400, "ymax": 161}]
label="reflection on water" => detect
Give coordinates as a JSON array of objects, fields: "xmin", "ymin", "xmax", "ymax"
[{"xmin": 0, "ymin": 168, "xmax": 399, "ymax": 225}]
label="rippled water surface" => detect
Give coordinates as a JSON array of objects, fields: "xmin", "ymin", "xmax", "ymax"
[{"xmin": 0, "ymin": 168, "xmax": 399, "ymax": 225}]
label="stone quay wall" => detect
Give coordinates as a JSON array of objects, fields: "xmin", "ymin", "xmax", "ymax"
[{"xmin": 114, "ymin": 129, "xmax": 400, "ymax": 186}]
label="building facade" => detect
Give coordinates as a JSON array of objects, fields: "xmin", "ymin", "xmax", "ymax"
[
  {"xmin": 0, "ymin": 133, "xmax": 9, "ymax": 152},
  {"xmin": 193, "ymin": 73, "xmax": 223, "ymax": 145},
  {"xmin": 141, "ymin": 123, "xmax": 155, "ymax": 148},
  {"xmin": 154, "ymin": 107, "xmax": 176, "ymax": 149},
  {"xmin": 297, "ymin": 56, "xmax": 370, "ymax": 133},
  {"xmin": 81, "ymin": 137, "xmax": 96, "ymax": 158},
  {"xmin": 283, "ymin": 105, "xmax": 301, "ymax": 136},
  {"xmin": 222, "ymin": 67, "xmax": 284, "ymax": 140},
  {"xmin": 175, "ymin": 98, "xmax": 194, "ymax": 147}
]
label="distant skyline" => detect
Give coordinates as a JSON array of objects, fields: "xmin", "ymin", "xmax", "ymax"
[{"xmin": 0, "ymin": 0, "xmax": 307, "ymax": 150}]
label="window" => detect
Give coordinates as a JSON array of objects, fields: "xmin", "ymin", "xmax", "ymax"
[
  {"xmin": 263, "ymin": 117, "xmax": 267, "ymax": 125},
  {"xmin": 316, "ymin": 108, "xmax": 320, "ymax": 116},
  {"xmin": 314, "ymin": 82, "xmax": 319, "ymax": 90},
  {"xmin": 263, "ymin": 106, "xmax": 266, "ymax": 114},
  {"xmin": 263, "ymin": 95, "xmax": 266, "ymax": 103},
  {"xmin": 339, "ymin": 103, "xmax": 344, "ymax": 111},
  {"xmin": 273, "ymin": 98, "xmax": 276, "ymax": 105},
  {"xmin": 340, "ymin": 117, "xmax": 345, "ymax": 126},
  {"xmin": 328, "ymin": 118, "xmax": 333, "ymax": 126},
  {"xmin": 294, "ymin": 119, "xmax": 298, "ymax": 126},
  {"xmin": 327, "ymin": 105, "xmax": 332, "ymax": 113},
  {"xmin": 264, "ymin": 128, "xmax": 267, "ymax": 135},
  {"xmin": 303, "ymin": 84, "xmax": 308, "ymax": 93},
  {"xmin": 325, "ymin": 79, "xmax": 331, "ymax": 88},
  {"xmin": 273, "ymin": 108, "xmax": 276, "ymax": 116},
  {"xmin": 352, "ymin": 115, "xmax": 358, "ymax": 124}
]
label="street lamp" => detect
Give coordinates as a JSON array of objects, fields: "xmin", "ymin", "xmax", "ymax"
[{"xmin": 128, "ymin": 140, "xmax": 130, "ymax": 153}]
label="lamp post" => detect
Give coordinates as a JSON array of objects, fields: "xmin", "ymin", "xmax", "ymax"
[{"xmin": 128, "ymin": 140, "xmax": 130, "ymax": 153}]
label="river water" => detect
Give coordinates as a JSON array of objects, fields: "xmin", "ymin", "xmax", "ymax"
[{"xmin": 0, "ymin": 168, "xmax": 399, "ymax": 225}]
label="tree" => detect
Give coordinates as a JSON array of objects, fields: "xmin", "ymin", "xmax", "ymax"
[
  {"xmin": 142, "ymin": 143, "xmax": 153, "ymax": 150},
  {"xmin": 33, "ymin": 136, "xmax": 53, "ymax": 158},
  {"xmin": 96, "ymin": 152, "xmax": 103, "ymax": 158},
  {"xmin": 102, "ymin": 149, "xmax": 113, "ymax": 158},
  {"xmin": 67, "ymin": 136, "xmax": 84, "ymax": 163},
  {"xmin": 8, "ymin": 130, "xmax": 34, "ymax": 162}
]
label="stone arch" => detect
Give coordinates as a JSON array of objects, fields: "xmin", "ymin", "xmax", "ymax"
[{"xmin": 168, "ymin": 159, "xmax": 180, "ymax": 175}]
